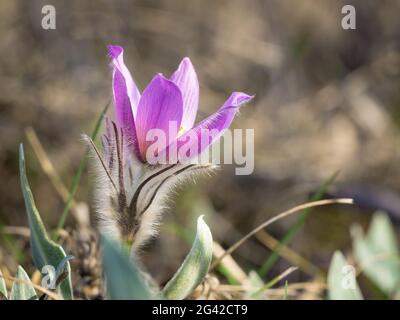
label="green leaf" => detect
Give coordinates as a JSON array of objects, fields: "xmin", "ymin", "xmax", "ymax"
[
  {"xmin": 102, "ymin": 236, "xmax": 153, "ymax": 300},
  {"xmin": 327, "ymin": 251, "xmax": 363, "ymax": 300},
  {"xmin": 352, "ymin": 212, "xmax": 400, "ymax": 296},
  {"xmin": 10, "ymin": 266, "xmax": 37, "ymax": 300},
  {"xmin": 19, "ymin": 144, "xmax": 73, "ymax": 299},
  {"xmin": 0, "ymin": 269, "xmax": 8, "ymax": 299},
  {"xmin": 161, "ymin": 215, "xmax": 213, "ymax": 300}
]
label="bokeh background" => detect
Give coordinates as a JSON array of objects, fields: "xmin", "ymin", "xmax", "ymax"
[{"xmin": 1, "ymin": 0, "xmax": 400, "ymax": 297}]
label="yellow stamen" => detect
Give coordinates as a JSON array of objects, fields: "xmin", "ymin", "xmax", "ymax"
[{"xmin": 178, "ymin": 126, "xmax": 186, "ymax": 137}]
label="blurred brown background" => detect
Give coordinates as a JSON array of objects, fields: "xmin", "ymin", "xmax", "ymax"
[{"xmin": 1, "ymin": 0, "xmax": 400, "ymax": 285}]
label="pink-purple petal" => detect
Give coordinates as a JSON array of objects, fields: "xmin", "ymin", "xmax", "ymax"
[
  {"xmin": 135, "ymin": 74, "xmax": 183, "ymax": 161},
  {"xmin": 108, "ymin": 45, "xmax": 141, "ymax": 115},
  {"xmin": 170, "ymin": 57, "xmax": 199, "ymax": 130},
  {"xmin": 176, "ymin": 92, "xmax": 254, "ymax": 160},
  {"xmin": 110, "ymin": 63, "xmax": 141, "ymax": 160}
]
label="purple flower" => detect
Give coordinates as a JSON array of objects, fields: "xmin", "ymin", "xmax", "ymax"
[
  {"xmin": 87, "ymin": 46, "xmax": 253, "ymax": 247},
  {"xmin": 107, "ymin": 45, "xmax": 253, "ymax": 164}
]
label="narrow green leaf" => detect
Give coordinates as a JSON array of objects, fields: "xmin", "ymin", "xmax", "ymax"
[
  {"xmin": 327, "ymin": 251, "xmax": 363, "ymax": 300},
  {"xmin": 10, "ymin": 266, "xmax": 37, "ymax": 300},
  {"xmin": 102, "ymin": 236, "xmax": 152, "ymax": 300},
  {"xmin": 215, "ymin": 264, "xmax": 241, "ymax": 286},
  {"xmin": 161, "ymin": 215, "xmax": 213, "ymax": 300},
  {"xmin": 168, "ymin": 221, "xmax": 240, "ymax": 285},
  {"xmin": 19, "ymin": 144, "xmax": 73, "ymax": 299},
  {"xmin": 352, "ymin": 212, "xmax": 400, "ymax": 296},
  {"xmin": 0, "ymin": 269, "xmax": 8, "ymax": 299}
]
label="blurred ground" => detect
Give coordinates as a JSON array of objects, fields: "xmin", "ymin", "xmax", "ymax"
[{"xmin": 1, "ymin": 0, "xmax": 400, "ymax": 288}]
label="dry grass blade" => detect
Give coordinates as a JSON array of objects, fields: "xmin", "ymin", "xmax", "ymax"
[
  {"xmin": 25, "ymin": 127, "xmax": 76, "ymax": 207},
  {"xmin": 252, "ymin": 266, "xmax": 298, "ymax": 297},
  {"xmin": 0, "ymin": 226, "xmax": 31, "ymax": 238},
  {"xmin": 255, "ymin": 230, "xmax": 324, "ymax": 277},
  {"xmin": 216, "ymin": 281, "xmax": 326, "ymax": 293},
  {"xmin": 213, "ymin": 241, "xmax": 248, "ymax": 285},
  {"xmin": 211, "ymin": 198, "xmax": 353, "ymax": 269}
]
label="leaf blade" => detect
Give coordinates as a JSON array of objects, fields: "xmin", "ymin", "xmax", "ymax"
[
  {"xmin": 19, "ymin": 144, "xmax": 73, "ymax": 299},
  {"xmin": 327, "ymin": 251, "xmax": 363, "ymax": 300},
  {"xmin": 0, "ymin": 269, "xmax": 8, "ymax": 299},
  {"xmin": 352, "ymin": 212, "xmax": 400, "ymax": 296},
  {"xmin": 102, "ymin": 236, "xmax": 153, "ymax": 300},
  {"xmin": 161, "ymin": 215, "xmax": 213, "ymax": 300},
  {"xmin": 10, "ymin": 266, "xmax": 37, "ymax": 300}
]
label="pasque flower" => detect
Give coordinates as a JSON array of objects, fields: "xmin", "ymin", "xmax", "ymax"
[
  {"xmin": 107, "ymin": 45, "xmax": 253, "ymax": 164},
  {"xmin": 87, "ymin": 45, "xmax": 253, "ymax": 249}
]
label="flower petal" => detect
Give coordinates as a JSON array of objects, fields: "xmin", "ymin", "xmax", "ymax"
[
  {"xmin": 108, "ymin": 52, "xmax": 141, "ymax": 159},
  {"xmin": 136, "ymin": 74, "xmax": 183, "ymax": 161},
  {"xmin": 170, "ymin": 57, "xmax": 199, "ymax": 130},
  {"xmin": 175, "ymin": 92, "xmax": 254, "ymax": 161},
  {"xmin": 108, "ymin": 45, "xmax": 141, "ymax": 116}
]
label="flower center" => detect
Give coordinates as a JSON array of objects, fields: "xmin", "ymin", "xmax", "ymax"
[{"xmin": 177, "ymin": 126, "xmax": 186, "ymax": 137}]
